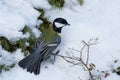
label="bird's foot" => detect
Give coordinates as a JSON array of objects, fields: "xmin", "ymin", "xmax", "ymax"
[{"xmin": 50, "ymin": 50, "xmax": 60, "ymax": 64}]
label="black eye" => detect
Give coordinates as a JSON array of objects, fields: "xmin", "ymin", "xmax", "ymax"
[{"xmin": 60, "ymin": 19, "xmax": 67, "ymax": 24}]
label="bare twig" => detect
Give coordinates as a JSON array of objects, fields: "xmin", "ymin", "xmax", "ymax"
[
  {"xmin": 69, "ymin": 48, "xmax": 80, "ymax": 52},
  {"xmin": 80, "ymin": 44, "xmax": 86, "ymax": 59},
  {"xmin": 82, "ymin": 40, "xmax": 90, "ymax": 66},
  {"xmin": 57, "ymin": 38, "xmax": 99, "ymax": 80}
]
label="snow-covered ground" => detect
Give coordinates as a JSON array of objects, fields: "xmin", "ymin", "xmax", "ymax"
[{"xmin": 0, "ymin": 0, "xmax": 120, "ymax": 80}]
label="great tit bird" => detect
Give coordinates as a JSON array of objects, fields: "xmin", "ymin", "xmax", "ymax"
[{"xmin": 18, "ymin": 18, "xmax": 70, "ymax": 75}]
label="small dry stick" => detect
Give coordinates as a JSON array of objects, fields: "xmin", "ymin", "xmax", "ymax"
[{"xmin": 57, "ymin": 38, "xmax": 99, "ymax": 80}]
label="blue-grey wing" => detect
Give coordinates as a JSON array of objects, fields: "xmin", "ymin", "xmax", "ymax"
[
  {"xmin": 32, "ymin": 35, "xmax": 61, "ymax": 61},
  {"xmin": 41, "ymin": 36, "xmax": 61, "ymax": 60}
]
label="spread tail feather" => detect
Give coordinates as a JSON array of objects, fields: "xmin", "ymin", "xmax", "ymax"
[{"xmin": 18, "ymin": 54, "xmax": 42, "ymax": 75}]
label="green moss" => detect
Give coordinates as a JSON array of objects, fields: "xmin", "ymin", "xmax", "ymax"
[
  {"xmin": 0, "ymin": 26, "xmax": 38, "ymax": 73},
  {"xmin": 34, "ymin": 8, "xmax": 47, "ymax": 22},
  {"xmin": 35, "ymin": 8, "xmax": 45, "ymax": 18},
  {"xmin": 19, "ymin": 26, "xmax": 37, "ymax": 55},
  {"xmin": 21, "ymin": 26, "xmax": 37, "ymax": 43},
  {"xmin": 0, "ymin": 64, "xmax": 15, "ymax": 73},
  {"xmin": 0, "ymin": 37, "xmax": 16, "ymax": 52},
  {"xmin": 48, "ymin": 0, "xmax": 65, "ymax": 8},
  {"xmin": 9, "ymin": 63, "xmax": 15, "ymax": 68},
  {"xmin": 16, "ymin": 39, "xmax": 28, "ymax": 56},
  {"xmin": 34, "ymin": 8, "xmax": 52, "ymax": 33},
  {"xmin": 0, "ymin": 65, "xmax": 4, "ymax": 73},
  {"xmin": 78, "ymin": 0, "xmax": 84, "ymax": 6},
  {"xmin": 0, "ymin": 26, "xmax": 38, "ymax": 56}
]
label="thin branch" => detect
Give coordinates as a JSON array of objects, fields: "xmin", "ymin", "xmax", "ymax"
[
  {"xmin": 57, "ymin": 38, "xmax": 99, "ymax": 80},
  {"xmin": 69, "ymin": 48, "xmax": 80, "ymax": 52},
  {"xmin": 57, "ymin": 54, "xmax": 79, "ymax": 61},
  {"xmin": 86, "ymin": 46, "xmax": 89, "ymax": 65},
  {"xmin": 80, "ymin": 44, "xmax": 86, "ymax": 59}
]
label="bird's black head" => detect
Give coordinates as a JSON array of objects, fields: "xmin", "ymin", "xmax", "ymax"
[{"xmin": 53, "ymin": 18, "xmax": 70, "ymax": 33}]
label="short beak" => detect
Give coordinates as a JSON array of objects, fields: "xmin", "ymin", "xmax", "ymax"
[{"xmin": 66, "ymin": 23, "xmax": 70, "ymax": 26}]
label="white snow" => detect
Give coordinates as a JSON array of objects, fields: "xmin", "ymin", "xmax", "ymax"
[
  {"xmin": 0, "ymin": 0, "xmax": 40, "ymax": 41},
  {"xmin": 0, "ymin": 0, "xmax": 120, "ymax": 80},
  {"xmin": 0, "ymin": 46, "xmax": 23, "ymax": 66}
]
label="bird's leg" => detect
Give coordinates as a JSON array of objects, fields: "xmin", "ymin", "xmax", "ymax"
[
  {"xmin": 52, "ymin": 50, "xmax": 60, "ymax": 61},
  {"xmin": 50, "ymin": 50, "xmax": 60, "ymax": 64}
]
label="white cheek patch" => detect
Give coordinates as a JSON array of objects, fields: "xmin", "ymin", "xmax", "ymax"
[{"xmin": 55, "ymin": 22, "xmax": 65, "ymax": 28}]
